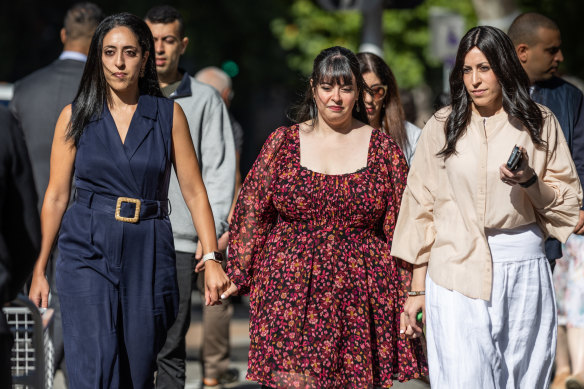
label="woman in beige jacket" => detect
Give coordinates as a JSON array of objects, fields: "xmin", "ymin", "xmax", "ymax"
[{"xmin": 392, "ymin": 26, "xmax": 582, "ymax": 388}]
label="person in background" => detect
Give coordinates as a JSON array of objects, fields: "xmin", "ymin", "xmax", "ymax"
[
  {"xmin": 393, "ymin": 26, "xmax": 582, "ymax": 388},
  {"xmin": 0, "ymin": 106, "xmax": 41, "ymax": 387},
  {"xmin": 144, "ymin": 6, "xmax": 236, "ymax": 389},
  {"xmin": 9, "ymin": 3, "xmax": 104, "ymax": 384},
  {"xmin": 192, "ymin": 65, "xmax": 247, "ymax": 388},
  {"xmin": 357, "ymin": 52, "xmax": 422, "ymax": 165},
  {"xmin": 508, "ymin": 13, "xmax": 584, "ymax": 389},
  {"xmin": 195, "ymin": 66, "xmax": 244, "ymax": 223},
  {"xmin": 27, "ymin": 13, "xmax": 229, "ymax": 387},
  {"xmin": 219, "ymin": 45, "xmax": 427, "ymax": 388}
]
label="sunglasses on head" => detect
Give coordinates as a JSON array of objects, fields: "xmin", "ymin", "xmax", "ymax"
[{"xmin": 367, "ymin": 84, "xmax": 388, "ymax": 101}]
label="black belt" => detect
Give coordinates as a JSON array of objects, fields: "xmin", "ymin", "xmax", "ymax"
[{"xmin": 76, "ymin": 188, "xmax": 169, "ymax": 223}]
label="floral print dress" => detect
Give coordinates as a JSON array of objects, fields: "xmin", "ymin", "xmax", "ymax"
[{"xmin": 227, "ymin": 125, "xmax": 427, "ymax": 388}]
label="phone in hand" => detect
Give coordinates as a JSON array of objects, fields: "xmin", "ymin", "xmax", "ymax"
[{"xmin": 506, "ymin": 145, "xmax": 522, "ymax": 171}]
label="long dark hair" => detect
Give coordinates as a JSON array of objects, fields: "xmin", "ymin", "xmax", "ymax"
[
  {"xmin": 357, "ymin": 52, "xmax": 408, "ymax": 152},
  {"xmin": 439, "ymin": 25, "xmax": 544, "ymax": 158},
  {"xmin": 288, "ymin": 46, "xmax": 369, "ymax": 126},
  {"xmin": 67, "ymin": 13, "xmax": 163, "ymax": 143}
]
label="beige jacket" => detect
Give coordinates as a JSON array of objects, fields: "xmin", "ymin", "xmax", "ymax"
[{"xmin": 391, "ymin": 106, "xmax": 582, "ymax": 300}]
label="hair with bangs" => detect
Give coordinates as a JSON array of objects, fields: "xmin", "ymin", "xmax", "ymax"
[
  {"xmin": 439, "ymin": 25, "xmax": 544, "ymax": 158},
  {"xmin": 289, "ymin": 46, "xmax": 369, "ymax": 125}
]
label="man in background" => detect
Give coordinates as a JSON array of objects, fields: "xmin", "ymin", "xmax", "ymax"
[
  {"xmin": 9, "ymin": 3, "xmax": 104, "ymax": 383},
  {"xmin": 144, "ymin": 6, "xmax": 236, "ymax": 389},
  {"xmin": 0, "ymin": 106, "xmax": 41, "ymax": 386},
  {"xmin": 195, "ymin": 66, "xmax": 244, "ymax": 224},
  {"xmin": 509, "ymin": 12, "xmax": 584, "ymax": 389}
]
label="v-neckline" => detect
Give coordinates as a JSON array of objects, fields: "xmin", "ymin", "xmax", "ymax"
[{"xmin": 106, "ymin": 99, "xmax": 140, "ymax": 146}]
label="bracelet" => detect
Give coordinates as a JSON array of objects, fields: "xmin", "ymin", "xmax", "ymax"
[
  {"xmin": 407, "ymin": 290, "xmax": 425, "ymax": 296},
  {"xmin": 519, "ymin": 172, "xmax": 538, "ymax": 188}
]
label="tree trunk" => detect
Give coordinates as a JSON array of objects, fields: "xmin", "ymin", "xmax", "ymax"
[{"xmin": 471, "ymin": 0, "xmax": 520, "ymax": 32}]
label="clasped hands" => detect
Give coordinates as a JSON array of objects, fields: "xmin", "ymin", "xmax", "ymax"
[
  {"xmin": 400, "ymin": 295, "xmax": 425, "ymax": 339},
  {"xmin": 194, "ymin": 241, "xmax": 238, "ymax": 306}
]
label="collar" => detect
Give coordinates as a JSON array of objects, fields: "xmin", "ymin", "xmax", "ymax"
[
  {"xmin": 169, "ymin": 71, "xmax": 192, "ymax": 99},
  {"xmin": 59, "ymin": 51, "xmax": 87, "ymax": 62}
]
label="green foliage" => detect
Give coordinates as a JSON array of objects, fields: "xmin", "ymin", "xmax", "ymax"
[{"xmin": 271, "ymin": 0, "xmax": 477, "ymax": 88}]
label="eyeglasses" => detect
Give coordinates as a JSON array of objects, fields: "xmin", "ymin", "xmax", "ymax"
[{"xmin": 367, "ymin": 85, "xmax": 388, "ymax": 101}]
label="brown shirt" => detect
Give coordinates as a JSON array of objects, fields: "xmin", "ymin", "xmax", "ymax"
[{"xmin": 391, "ymin": 106, "xmax": 582, "ymax": 300}]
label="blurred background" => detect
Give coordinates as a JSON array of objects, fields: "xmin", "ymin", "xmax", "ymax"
[{"xmin": 1, "ymin": 0, "xmax": 583, "ymax": 177}]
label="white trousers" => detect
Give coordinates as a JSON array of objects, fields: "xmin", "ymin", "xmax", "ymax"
[{"xmin": 425, "ymin": 224, "xmax": 556, "ymax": 389}]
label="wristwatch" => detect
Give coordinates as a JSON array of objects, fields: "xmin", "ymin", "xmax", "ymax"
[{"xmin": 201, "ymin": 251, "xmax": 224, "ymax": 264}]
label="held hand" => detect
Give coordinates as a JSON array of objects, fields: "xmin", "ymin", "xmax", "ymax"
[
  {"xmin": 204, "ymin": 261, "xmax": 231, "ymax": 306},
  {"xmin": 500, "ymin": 147, "xmax": 535, "ymax": 186},
  {"xmin": 194, "ymin": 258, "xmax": 205, "ymax": 273},
  {"xmin": 401, "ymin": 295, "xmax": 425, "ymax": 339},
  {"xmin": 574, "ymin": 210, "xmax": 584, "ymax": 235},
  {"xmin": 221, "ymin": 283, "xmax": 239, "ymax": 300},
  {"xmin": 29, "ymin": 272, "xmax": 50, "ymax": 308}
]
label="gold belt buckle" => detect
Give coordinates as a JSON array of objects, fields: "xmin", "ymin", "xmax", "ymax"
[{"xmin": 115, "ymin": 197, "xmax": 141, "ymax": 223}]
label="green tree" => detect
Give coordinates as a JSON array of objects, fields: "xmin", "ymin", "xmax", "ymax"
[{"xmin": 271, "ymin": 0, "xmax": 477, "ymax": 89}]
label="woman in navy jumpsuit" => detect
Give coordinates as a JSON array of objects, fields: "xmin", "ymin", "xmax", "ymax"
[{"xmin": 28, "ymin": 14, "xmax": 230, "ymax": 388}]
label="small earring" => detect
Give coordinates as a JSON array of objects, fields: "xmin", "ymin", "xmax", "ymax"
[
  {"xmin": 355, "ymin": 104, "xmax": 360, "ymax": 112},
  {"xmin": 140, "ymin": 67, "xmax": 145, "ymax": 77}
]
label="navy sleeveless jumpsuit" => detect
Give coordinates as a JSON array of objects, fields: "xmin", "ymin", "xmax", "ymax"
[{"xmin": 56, "ymin": 95, "xmax": 179, "ymax": 388}]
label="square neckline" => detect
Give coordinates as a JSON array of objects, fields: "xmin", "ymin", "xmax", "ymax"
[{"xmin": 294, "ymin": 124, "xmax": 374, "ymax": 177}]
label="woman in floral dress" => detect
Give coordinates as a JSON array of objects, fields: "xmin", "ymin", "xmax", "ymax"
[{"xmin": 218, "ymin": 46, "xmax": 427, "ymax": 388}]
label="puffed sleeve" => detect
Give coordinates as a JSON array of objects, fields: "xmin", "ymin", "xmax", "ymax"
[
  {"xmin": 390, "ymin": 114, "xmax": 442, "ymax": 265},
  {"xmin": 226, "ymin": 126, "xmax": 288, "ymax": 295},
  {"xmin": 381, "ymin": 136, "xmax": 413, "ymax": 295},
  {"xmin": 532, "ymin": 110, "xmax": 583, "ymax": 242}
]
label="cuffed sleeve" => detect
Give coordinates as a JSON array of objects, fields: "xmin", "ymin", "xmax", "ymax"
[
  {"xmin": 533, "ymin": 111, "xmax": 583, "ymax": 243},
  {"xmin": 226, "ymin": 127, "xmax": 287, "ymax": 294},
  {"xmin": 391, "ymin": 116, "xmax": 440, "ymax": 265}
]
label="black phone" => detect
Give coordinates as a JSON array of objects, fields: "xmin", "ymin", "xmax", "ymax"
[{"xmin": 506, "ymin": 145, "xmax": 522, "ymax": 171}]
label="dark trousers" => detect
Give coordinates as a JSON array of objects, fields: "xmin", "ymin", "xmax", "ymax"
[
  {"xmin": 156, "ymin": 251, "xmax": 233, "ymax": 388},
  {"xmin": 156, "ymin": 251, "xmax": 194, "ymax": 388}
]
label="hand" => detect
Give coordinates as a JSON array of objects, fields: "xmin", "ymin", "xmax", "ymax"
[
  {"xmin": 218, "ymin": 231, "xmax": 229, "ymax": 252},
  {"xmin": 574, "ymin": 210, "xmax": 584, "ymax": 235},
  {"xmin": 221, "ymin": 283, "xmax": 239, "ymax": 300},
  {"xmin": 204, "ymin": 261, "xmax": 231, "ymax": 306},
  {"xmin": 400, "ymin": 295, "xmax": 425, "ymax": 339},
  {"xmin": 195, "ymin": 242, "xmax": 203, "ymax": 260},
  {"xmin": 29, "ymin": 271, "xmax": 50, "ymax": 308},
  {"xmin": 500, "ymin": 146, "xmax": 535, "ymax": 186}
]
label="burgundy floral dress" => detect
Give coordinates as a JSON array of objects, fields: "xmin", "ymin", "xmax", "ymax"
[{"xmin": 227, "ymin": 125, "xmax": 427, "ymax": 388}]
